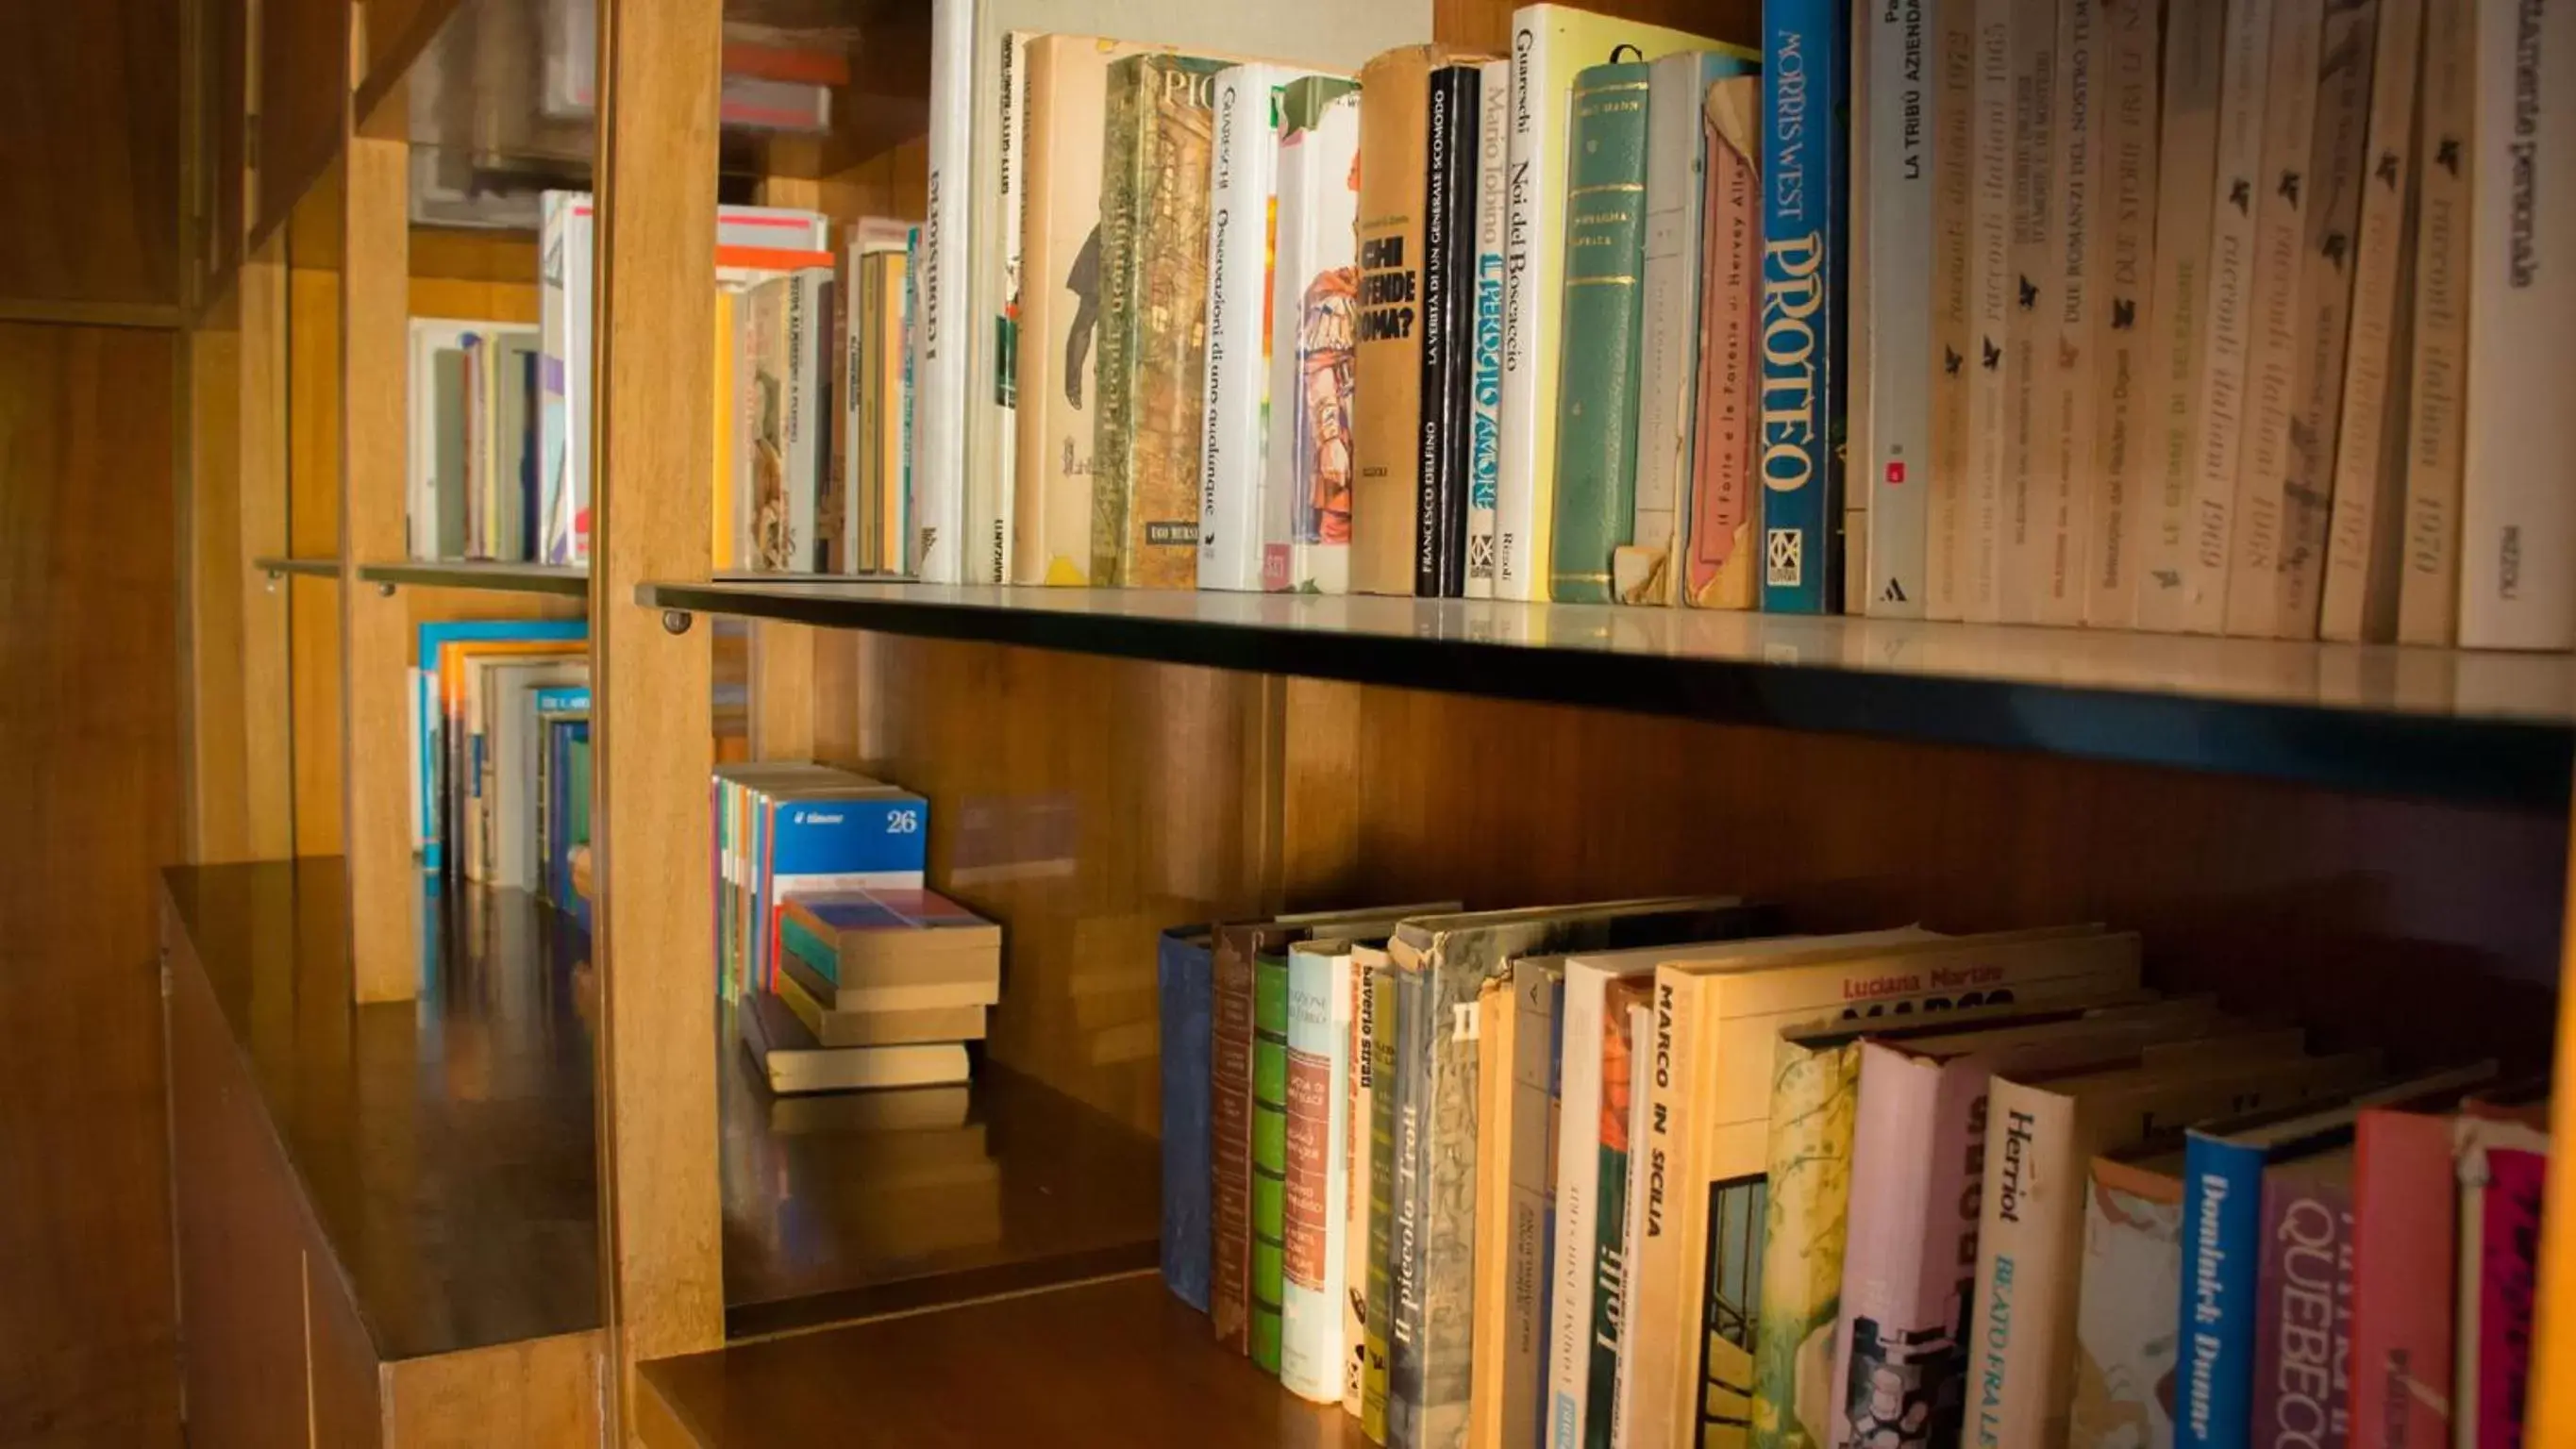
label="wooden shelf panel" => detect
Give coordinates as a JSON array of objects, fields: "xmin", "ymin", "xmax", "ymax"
[
  {"xmin": 636, "ymin": 580, "xmax": 2576, "ymax": 808},
  {"xmin": 360, "ymin": 558, "xmax": 592, "ymax": 597},
  {"xmin": 643, "ymin": 1274, "xmax": 1360, "ymax": 1449},
  {"xmin": 252, "ymin": 556, "xmax": 343, "ymax": 579}
]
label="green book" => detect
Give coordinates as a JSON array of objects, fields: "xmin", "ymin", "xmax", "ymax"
[
  {"xmin": 1252, "ymin": 943, "xmax": 1294, "ymax": 1374},
  {"xmin": 1364, "ymin": 957, "xmax": 1400, "ymax": 1442},
  {"xmin": 1546, "ymin": 60, "xmax": 1653, "ymax": 604}
]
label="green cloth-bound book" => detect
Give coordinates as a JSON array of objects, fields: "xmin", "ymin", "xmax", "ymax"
[
  {"xmin": 1252, "ymin": 944, "xmax": 1295, "ymax": 1374},
  {"xmin": 1547, "ymin": 60, "xmax": 1654, "ymax": 604}
]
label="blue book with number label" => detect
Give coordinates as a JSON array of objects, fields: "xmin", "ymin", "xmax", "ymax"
[
  {"xmin": 755, "ymin": 785, "xmax": 927, "ymax": 993},
  {"xmin": 1757, "ymin": 0, "xmax": 1849, "ymax": 613}
]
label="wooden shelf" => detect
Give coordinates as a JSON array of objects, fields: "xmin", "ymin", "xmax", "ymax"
[
  {"xmin": 252, "ymin": 556, "xmax": 343, "ymax": 579},
  {"xmin": 642, "ymin": 1274, "xmax": 1359, "ymax": 1448},
  {"xmin": 359, "ymin": 559, "xmax": 591, "ymax": 597},
  {"xmin": 632, "ymin": 579, "xmax": 2576, "ymax": 808}
]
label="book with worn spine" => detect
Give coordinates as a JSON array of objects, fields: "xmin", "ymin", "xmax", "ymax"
[
  {"xmin": 1366, "ymin": 952, "xmax": 1402, "ymax": 1443},
  {"xmin": 1281, "ymin": 938, "xmax": 1357, "ymax": 1404},
  {"xmin": 1923, "ymin": 0, "xmax": 1975, "ymax": 621},
  {"xmin": 1960, "ymin": 0, "xmax": 2014, "ymax": 623},
  {"xmin": 1627, "ymin": 51, "xmax": 1736, "ymax": 608},
  {"xmin": 1860, "ymin": 0, "xmax": 1935, "ymax": 619},
  {"xmin": 1160, "ymin": 926, "xmax": 1214, "ymax": 1311},
  {"xmin": 1467, "ymin": 59, "xmax": 1510, "ymax": 599},
  {"xmin": 1548, "ymin": 59, "xmax": 1654, "ymax": 606},
  {"xmin": 1092, "ymin": 55, "xmax": 1225, "ymax": 589},
  {"xmin": 1261, "ymin": 77, "xmax": 1365, "ymax": 593},
  {"xmin": 1748, "ymin": 1016, "xmax": 1865, "ymax": 1448},
  {"xmin": 1199, "ymin": 64, "xmax": 1298, "ymax": 592},
  {"xmin": 1686, "ymin": 76, "xmax": 1768, "ymax": 610},
  {"xmin": 1213, "ymin": 925, "xmax": 1260, "ymax": 1353},
  {"xmin": 2131, "ymin": 1, "xmax": 2226, "ymax": 629},
  {"xmin": 1758, "ymin": 0, "xmax": 1851, "ymax": 614},
  {"xmin": 1419, "ymin": 62, "xmax": 1482, "ymax": 598},
  {"xmin": 2082, "ymin": 0, "xmax": 2163, "ymax": 628}
]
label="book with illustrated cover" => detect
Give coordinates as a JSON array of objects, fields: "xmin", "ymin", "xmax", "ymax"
[
  {"xmin": 1685, "ymin": 76, "xmax": 1766, "ymax": 610},
  {"xmin": 1758, "ymin": 0, "xmax": 1851, "ymax": 615},
  {"xmin": 1497, "ymin": 6, "xmax": 1757, "ymax": 601},
  {"xmin": 1199, "ymin": 64, "xmax": 1300, "ymax": 592},
  {"xmin": 2131, "ymin": 2, "xmax": 2226, "ymax": 631},
  {"xmin": 2068, "ymin": 1144, "xmax": 2187, "ymax": 1449},
  {"xmin": 1579, "ymin": 977, "xmax": 1652, "ymax": 1449},
  {"xmin": 2083, "ymin": 0, "xmax": 2163, "ymax": 629},
  {"xmin": 2453, "ymin": 1110, "xmax": 2551, "ymax": 1447},
  {"xmin": 1548, "ymin": 58, "xmax": 1654, "ymax": 607},
  {"xmin": 1261, "ymin": 78, "xmax": 1365, "ymax": 593},
  {"xmin": 1093, "ymin": 54, "xmax": 1226, "ymax": 589}
]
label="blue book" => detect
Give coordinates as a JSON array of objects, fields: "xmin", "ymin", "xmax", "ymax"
[
  {"xmin": 1159, "ymin": 925, "xmax": 1215, "ymax": 1313},
  {"xmin": 1757, "ymin": 0, "xmax": 1850, "ymax": 613},
  {"xmin": 754, "ymin": 787, "xmax": 928, "ymax": 990},
  {"xmin": 411, "ymin": 619, "xmax": 587, "ymax": 871},
  {"xmin": 2177, "ymin": 1131, "xmax": 2270, "ymax": 1448}
]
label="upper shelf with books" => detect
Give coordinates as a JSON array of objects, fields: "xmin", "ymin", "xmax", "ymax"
[
  {"xmin": 372, "ymin": 0, "xmax": 931, "ymax": 231},
  {"xmin": 631, "ymin": 580, "xmax": 2576, "ymax": 808},
  {"xmin": 360, "ymin": 559, "xmax": 593, "ymax": 598}
]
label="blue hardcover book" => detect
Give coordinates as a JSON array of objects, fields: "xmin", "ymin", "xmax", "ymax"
[
  {"xmin": 411, "ymin": 619, "xmax": 588, "ymax": 871},
  {"xmin": 2178, "ymin": 1130, "xmax": 2268, "ymax": 1448},
  {"xmin": 754, "ymin": 788, "xmax": 928, "ymax": 990},
  {"xmin": 1757, "ymin": 0, "xmax": 1850, "ymax": 613},
  {"xmin": 1159, "ymin": 925, "xmax": 1216, "ymax": 1312}
]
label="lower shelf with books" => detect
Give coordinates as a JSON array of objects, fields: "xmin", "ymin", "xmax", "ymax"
[{"xmin": 642, "ymin": 1273, "xmax": 1357, "ymax": 1449}]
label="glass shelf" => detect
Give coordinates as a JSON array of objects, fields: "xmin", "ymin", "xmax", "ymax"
[
  {"xmin": 360, "ymin": 559, "xmax": 593, "ymax": 597},
  {"xmin": 252, "ymin": 556, "xmax": 343, "ymax": 580},
  {"xmin": 632, "ymin": 579, "xmax": 2576, "ymax": 808}
]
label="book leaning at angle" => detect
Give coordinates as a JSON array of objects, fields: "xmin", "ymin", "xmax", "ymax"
[
  {"xmin": 1498, "ymin": 6, "xmax": 1758, "ymax": 602},
  {"xmin": 1261, "ymin": 77, "xmax": 1366, "ymax": 594}
]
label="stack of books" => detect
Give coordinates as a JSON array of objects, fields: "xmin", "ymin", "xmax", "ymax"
[
  {"xmin": 747, "ymin": 887, "xmax": 1001, "ymax": 1094},
  {"xmin": 1155, "ymin": 901, "xmax": 2550, "ymax": 1449}
]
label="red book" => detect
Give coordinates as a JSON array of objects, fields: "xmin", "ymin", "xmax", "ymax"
[{"xmin": 2351, "ymin": 1108, "xmax": 2459, "ymax": 1449}]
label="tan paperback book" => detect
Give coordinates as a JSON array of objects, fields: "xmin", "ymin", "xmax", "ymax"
[
  {"xmin": 2037, "ymin": 0, "xmax": 2109, "ymax": 626},
  {"xmin": 2082, "ymin": 0, "xmax": 2165, "ymax": 628},
  {"xmin": 1925, "ymin": 0, "xmax": 1978, "ymax": 621},
  {"xmin": 1961, "ymin": 0, "xmax": 2017, "ymax": 622},
  {"xmin": 2383, "ymin": 0, "xmax": 2467, "ymax": 644},
  {"xmin": 1996, "ymin": 0, "xmax": 2062, "ymax": 625}
]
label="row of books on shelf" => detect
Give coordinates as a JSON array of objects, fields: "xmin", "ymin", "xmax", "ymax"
[
  {"xmin": 1157, "ymin": 900, "xmax": 2550, "ymax": 1449},
  {"xmin": 407, "ymin": 618, "xmax": 592, "ymax": 918},
  {"xmin": 714, "ymin": 763, "xmax": 1005, "ymax": 1096}
]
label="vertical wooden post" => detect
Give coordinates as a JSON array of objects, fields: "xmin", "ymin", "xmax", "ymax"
[
  {"xmin": 340, "ymin": 132, "xmax": 417, "ymax": 1000},
  {"xmin": 589, "ymin": 0, "xmax": 725, "ymax": 1428},
  {"xmin": 2525, "ymin": 825, "xmax": 2576, "ymax": 1441},
  {"xmin": 239, "ymin": 245, "xmax": 294, "ymax": 860}
]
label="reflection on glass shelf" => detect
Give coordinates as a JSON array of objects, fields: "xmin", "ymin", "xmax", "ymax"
[
  {"xmin": 360, "ymin": 558, "xmax": 592, "ymax": 596},
  {"xmin": 632, "ymin": 580, "xmax": 2576, "ymax": 808}
]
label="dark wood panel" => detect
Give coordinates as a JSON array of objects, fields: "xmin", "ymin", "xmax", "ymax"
[
  {"xmin": 0, "ymin": 0, "xmax": 184, "ymax": 309},
  {"xmin": 191, "ymin": 0, "xmax": 250, "ymax": 308},
  {"xmin": 0, "ymin": 324, "xmax": 183, "ymax": 1447},
  {"xmin": 257, "ymin": 0, "xmax": 349, "ymax": 247},
  {"xmin": 307, "ymin": 1232, "xmax": 387, "ymax": 1449}
]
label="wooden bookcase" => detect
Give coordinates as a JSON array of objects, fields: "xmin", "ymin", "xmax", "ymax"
[{"xmin": 167, "ymin": 0, "xmax": 2576, "ymax": 1444}]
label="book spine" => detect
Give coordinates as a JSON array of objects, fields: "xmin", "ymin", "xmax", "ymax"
[
  {"xmin": 1366, "ymin": 960, "xmax": 1400, "ymax": 1444},
  {"xmin": 1090, "ymin": 60, "xmax": 1150, "ymax": 587},
  {"xmin": 1844, "ymin": 0, "xmax": 1873, "ymax": 618},
  {"xmin": 1009, "ymin": 40, "xmax": 1059, "ymax": 584},
  {"xmin": 1994, "ymin": 0, "xmax": 2060, "ymax": 625},
  {"xmin": 2456, "ymin": 0, "xmax": 2576, "ymax": 649},
  {"xmin": 1967, "ymin": 1079, "xmax": 2075, "ymax": 1448},
  {"xmin": 1348, "ymin": 955, "xmax": 1379, "ymax": 1419},
  {"xmin": 1497, "ymin": 19, "xmax": 1557, "ymax": 602},
  {"xmin": 914, "ymin": 0, "xmax": 970, "ymax": 582},
  {"xmin": 1138, "ymin": 61, "xmax": 1220, "ymax": 590},
  {"xmin": 2036, "ymin": 0, "xmax": 2104, "ymax": 627},
  {"xmin": 1283, "ymin": 947, "xmax": 1352, "ymax": 1405},
  {"xmin": 1547, "ymin": 971, "xmax": 1608, "ymax": 1449},
  {"xmin": 830, "ymin": 251, "xmax": 856, "ymax": 572},
  {"xmin": 1759, "ymin": 0, "xmax": 1851, "ymax": 614},
  {"xmin": 794, "ymin": 272, "xmax": 826, "ymax": 572},
  {"xmin": 2251, "ymin": 1171, "xmax": 2353, "ymax": 1449},
  {"xmin": 1470, "ymin": 974, "xmax": 1520, "ymax": 1449},
  {"xmin": 1961, "ymin": 0, "xmax": 2015, "ymax": 622},
  {"xmin": 1388, "ymin": 960, "xmax": 1430, "ymax": 1447},
  {"xmin": 1609, "ymin": 1002, "xmax": 1656, "ymax": 1446},
  {"xmin": 1355, "ymin": 48, "xmax": 1439, "ymax": 597},
  {"xmin": 2171, "ymin": 0, "xmax": 2277, "ymax": 634},
  {"xmin": 1632, "ymin": 52, "xmax": 1715, "ymax": 608},
  {"xmin": 1468, "ymin": 59, "xmax": 1510, "ymax": 600},
  {"xmin": 1862, "ymin": 0, "xmax": 1934, "ymax": 618},
  {"xmin": 1548, "ymin": 60, "xmax": 1654, "ymax": 605},
  {"xmin": 1626, "ymin": 975, "xmax": 1693, "ymax": 1449},
  {"xmin": 1751, "ymin": 1038, "xmax": 1860, "ymax": 1449},
  {"xmin": 2349, "ymin": 1109, "xmax": 2454, "ymax": 1449},
  {"xmin": 1201, "ymin": 68, "xmax": 1283, "ymax": 592},
  {"xmin": 1687, "ymin": 77, "xmax": 1767, "ymax": 609},
  {"xmin": 1581, "ymin": 992, "xmax": 1644, "ymax": 1449},
  {"xmin": 1418, "ymin": 64, "xmax": 1473, "ymax": 598},
  {"xmin": 2179, "ymin": 1133, "xmax": 2269, "ymax": 1449},
  {"xmin": 2083, "ymin": 0, "xmax": 2162, "ymax": 627},
  {"xmin": 1213, "ymin": 936, "xmax": 1258, "ymax": 1353},
  {"xmin": 2455, "ymin": 1132, "xmax": 2549, "ymax": 1449},
  {"xmin": 1503, "ymin": 965, "xmax": 1564, "ymax": 1449},
  {"xmin": 2328, "ymin": 0, "xmax": 2426, "ymax": 644},
  {"xmin": 2271, "ymin": 0, "xmax": 2383, "ymax": 637},
  {"xmin": 2067, "ymin": 1165, "xmax": 2185, "ymax": 1449},
  {"xmin": 1829, "ymin": 1048, "xmax": 1951, "ymax": 1448},
  {"xmin": 2133, "ymin": 0, "xmax": 2228, "ymax": 630},
  {"xmin": 2381, "ymin": 0, "xmax": 2463, "ymax": 641},
  {"xmin": 1281, "ymin": 85, "xmax": 1366, "ymax": 595},
  {"xmin": 2223, "ymin": 0, "xmax": 2327, "ymax": 638},
  {"xmin": 1254, "ymin": 945, "xmax": 1295, "ymax": 1374},
  {"xmin": 1925, "ymin": 0, "xmax": 1975, "ymax": 620},
  {"xmin": 960, "ymin": 29, "xmax": 1024, "ymax": 586}
]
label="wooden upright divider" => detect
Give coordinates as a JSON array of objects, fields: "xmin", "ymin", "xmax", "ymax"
[
  {"xmin": 340, "ymin": 132, "xmax": 418, "ymax": 1001},
  {"xmin": 589, "ymin": 0, "xmax": 725, "ymax": 1429},
  {"xmin": 237, "ymin": 245, "xmax": 296, "ymax": 861}
]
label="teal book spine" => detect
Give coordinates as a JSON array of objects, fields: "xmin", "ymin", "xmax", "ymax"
[
  {"xmin": 1253, "ymin": 945, "xmax": 1294, "ymax": 1374},
  {"xmin": 1546, "ymin": 61, "xmax": 1654, "ymax": 604},
  {"xmin": 777, "ymin": 915, "xmax": 838, "ymax": 987}
]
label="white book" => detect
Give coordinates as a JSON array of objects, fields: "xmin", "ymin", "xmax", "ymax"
[
  {"xmin": 1468, "ymin": 58, "xmax": 1511, "ymax": 600},
  {"xmin": 1926, "ymin": 0, "xmax": 1978, "ymax": 621},
  {"xmin": 1546, "ymin": 954, "xmax": 1635, "ymax": 1449},
  {"xmin": 2083, "ymin": 0, "xmax": 2163, "ymax": 628},
  {"xmin": 2170, "ymin": 0, "xmax": 2276, "ymax": 633},
  {"xmin": 2132, "ymin": 1, "xmax": 2228, "ymax": 630},
  {"xmin": 537, "ymin": 191, "xmax": 594, "ymax": 567},
  {"xmin": 408, "ymin": 318, "xmax": 488, "ymax": 560},
  {"xmin": 2036, "ymin": 0, "xmax": 2107, "ymax": 626},
  {"xmin": 787, "ymin": 269, "xmax": 831, "ymax": 574},
  {"xmin": 1281, "ymin": 939, "xmax": 1355, "ymax": 1405},
  {"xmin": 1199, "ymin": 65, "xmax": 1293, "ymax": 592},
  {"xmin": 926, "ymin": 0, "xmax": 1432, "ymax": 588},
  {"xmin": 1995, "ymin": 0, "xmax": 2059, "ymax": 625},
  {"xmin": 1962, "ymin": 0, "xmax": 2016, "ymax": 622},
  {"xmin": 2270, "ymin": 0, "xmax": 2382, "ymax": 639},
  {"xmin": 2222, "ymin": 0, "xmax": 2324, "ymax": 638},
  {"xmin": 1628, "ymin": 50, "xmax": 1722, "ymax": 608},
  {"xmin": 1261, "ymin": 83, "xmax": 1364, "ymax": 594},
  {"xmin": 1862, "ymin": 0, "xmax": 1936, "ymax": 619},
  {"xmin": 2457, "ymin": 0, "xmax": 2576, "ymax": 649},
  {"xmin": 2358, "ymin": 0, "xmax": 2443, "ymax": 644}
]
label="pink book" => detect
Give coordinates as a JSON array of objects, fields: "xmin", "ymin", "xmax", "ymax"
[
  {"xmin": 2454, "ymin": 1114, "xmax": 2550, "ymax": 1449},
  {"xmin": 2350, "ymin": 1108, "xmax": 2461, "ymax": 1449}
]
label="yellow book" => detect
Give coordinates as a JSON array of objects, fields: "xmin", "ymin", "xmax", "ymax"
[{"xmin": 1494, "ymin": 6, "xmax": 1757, "ymax": 601}]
